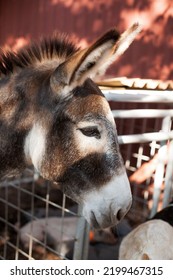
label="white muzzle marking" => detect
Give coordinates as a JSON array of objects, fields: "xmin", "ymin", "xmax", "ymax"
[{"xmin": 82, "ymin": 172, "xmax": 132, "ymax": 229}]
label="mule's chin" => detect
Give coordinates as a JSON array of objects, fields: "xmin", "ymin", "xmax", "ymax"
[{"xmin": 82, "ymin": 172, "xmax": 132, "ymax": 229}]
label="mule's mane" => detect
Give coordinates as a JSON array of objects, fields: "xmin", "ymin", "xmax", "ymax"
[{"xmin": 0, "ymin": 33, "xmax": 78, "ymax": 76}]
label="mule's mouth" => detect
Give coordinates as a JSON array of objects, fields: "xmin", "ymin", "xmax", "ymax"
[
  {"xmin": 86, "ymin": 206, "xmax": 131, "ymax": 230},
  {"xmin": 89, "ymin": 211, "xmax": 120, "ymax": 229}
]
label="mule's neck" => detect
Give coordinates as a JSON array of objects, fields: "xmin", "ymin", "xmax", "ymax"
[{"xmin": 0, "ymin": 68, "xmax": 52, "ymax": 179}]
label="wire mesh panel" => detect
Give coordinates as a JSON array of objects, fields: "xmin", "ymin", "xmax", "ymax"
[
  {"xmin": 0, "ymin": 89, "xmax": 173, "ymax": 260},
  {"xmin": 0, "ymin": 169, "xmax": 90, "ymax": 260}
]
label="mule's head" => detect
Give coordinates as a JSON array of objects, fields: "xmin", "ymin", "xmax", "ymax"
[{"xmin": 25, "ymin": 23, "xmax": 141, "ymax": 228}]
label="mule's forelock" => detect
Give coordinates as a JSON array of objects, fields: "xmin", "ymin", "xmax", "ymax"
[{"xmin": 50, "ymin": 23, "xmax": 141, "ymax": 96}]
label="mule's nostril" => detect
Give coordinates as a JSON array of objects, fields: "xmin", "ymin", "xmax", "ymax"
[
  {"xmin": 117, "ymin": 209, "xmax": 124, "ymax": 222},
  {"xmin": 116, "ymin": 200, "xmax": 132, "ymax": 222}
]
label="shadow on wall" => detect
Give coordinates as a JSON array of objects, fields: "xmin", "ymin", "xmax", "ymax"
[{"xmin": 0, "ymin": 0, "xmax": 173, "ymax": 80}]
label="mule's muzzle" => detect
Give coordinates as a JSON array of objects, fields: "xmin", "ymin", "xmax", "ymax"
[{"xmin": 82, "ymin": 172, "xmax": 132, "ymax": 229}]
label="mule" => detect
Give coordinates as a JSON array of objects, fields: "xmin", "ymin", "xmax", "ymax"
[{"xmin": 0, "ymin": 23, "xmax": 140, "ymax": 228}]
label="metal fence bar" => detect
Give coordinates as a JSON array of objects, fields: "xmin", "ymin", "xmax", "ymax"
[
  {"xmin": 118, "ymin": 131, "xmax": 173, "ymax": 145},
  {"xmin": 163, "ymin": 140, "xmax": 173, "ymax": 208},
  {"xmin": 73, "ymin": 205, "xmax": 90, "ymax": 260},
  {"xmin": 149, "ymin": 116, "xmax": 172, "ymax": 217},
  {"xmin": 103, "ymin": 89, "xmax": 173, "ymax": 103},
  {"xmin": 112, "ymin": 109, "xmax": 173, "ymax": 118},
  {"xmin": 149, "ymin": 145, "xmax": 167, "ymax": 218}
]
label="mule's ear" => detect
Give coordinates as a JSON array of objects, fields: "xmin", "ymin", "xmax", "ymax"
[
  {"xmin": 71, "ymin": 22, "xmax": 141, "ymax": 82},
  {"xmin": 50, "ymin": 23, "xmax": 141, "ymax": 95}
]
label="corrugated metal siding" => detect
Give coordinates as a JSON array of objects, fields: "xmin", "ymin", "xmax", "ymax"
[{"xmin": 0, "ymin": 0, "xmax": 173, "ymax": 79}]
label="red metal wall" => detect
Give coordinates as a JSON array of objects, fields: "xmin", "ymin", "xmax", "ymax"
[{"xmin": 0, "ymin": 0, "xmax": 173, "ymax": 80}]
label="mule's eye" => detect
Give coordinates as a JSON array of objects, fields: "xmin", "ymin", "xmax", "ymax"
[{"xmin": 79, "ymin": 126, "xmax": 101, "ymax": 139}]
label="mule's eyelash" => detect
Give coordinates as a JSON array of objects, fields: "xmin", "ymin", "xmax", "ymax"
[{"xmin": 78, "ymin": 126, "xmax": 101, "ymax": 139}]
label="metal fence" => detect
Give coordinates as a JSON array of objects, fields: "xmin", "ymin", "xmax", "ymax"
[
  {"xmin": 104, "ymin": 89, "xmax": 173, "ymax": 225},
  {"xmin": 0, "ymin": 170, "xmax": 90, "ymax": 260},
  {"xmin": 0, "ymin": 89, "xmax": 173, "ymax": 260}
]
